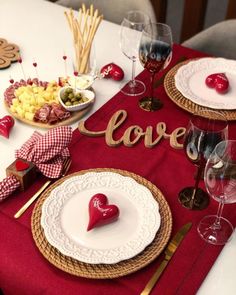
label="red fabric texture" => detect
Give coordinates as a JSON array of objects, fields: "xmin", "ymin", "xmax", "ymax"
[
  {"xmin": 1, "ymin": 44, "xmax": 236, "ymax": 295},
  {"xmin": 15, "ymin": 126, "xmax": 72, "ymax": 178}
]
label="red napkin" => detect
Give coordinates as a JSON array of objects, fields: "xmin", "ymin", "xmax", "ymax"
[{"xmin": 0, "ymin": 126, "xmax": 72, "ymax": 202}]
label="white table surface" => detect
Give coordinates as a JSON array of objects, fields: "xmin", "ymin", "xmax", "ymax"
[{"xmin": 0, "ymin": 0, "xmax": 236, "ymax": 294}]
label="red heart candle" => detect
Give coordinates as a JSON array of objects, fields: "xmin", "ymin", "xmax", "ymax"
[
  {"xmin": 87, "ymin": 193, "xmax": 120, "ymax": 231},
  {"xmin": 205, "ymin": 73, "xmax": 229, "ymax": 94},
  {"xmin": 15, "ymin": 160, "xmax": 30, "ymax": 171},
  {"xmin": 0, "ymin": 115, "xmax": 15, "ymax": 138},
  {"xmin": 6, "ymin": 159, "xmax": 36, "ymax": 191},
  {"xmin": 100, "ymin": 63, "xmax": 124, "ymax": 81}
]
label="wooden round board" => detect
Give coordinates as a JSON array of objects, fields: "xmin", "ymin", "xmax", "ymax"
[
  {"xmin": 0, "ymin": 38, "xmax": 20, "ymax": 69},
  {"xmin": 4, "ymin": 101, "xmax": 94, "ymax": 129}
]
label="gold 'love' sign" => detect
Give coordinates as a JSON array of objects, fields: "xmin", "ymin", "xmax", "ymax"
[{"xmin": 78, "ymin": 110, "xmax": 186, "ymax": 149}]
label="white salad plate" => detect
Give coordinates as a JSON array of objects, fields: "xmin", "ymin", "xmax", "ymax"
[
  {"xmin": 175, "ymin": 57, "xmax": 236, "ymax": 109},
  {"xmin": 41, "ymin": 171, "xmax": 161, "ymax": 264}
]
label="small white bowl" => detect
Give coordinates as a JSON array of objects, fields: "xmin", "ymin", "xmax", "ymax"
[
  {"xmin": 58, "ymin": 86, "xmax": 95, "ymax": 112},
  {"xmin": 68, "ymin": 74, "xmax": 94, "ymax": 90}
]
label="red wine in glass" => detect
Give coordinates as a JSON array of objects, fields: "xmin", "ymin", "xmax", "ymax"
[
  {"xmin": 139, "ymin": 40, "xmax": 171, "ymax": 73},
  {"xmin": 138, "ymin": 23, "xmax": 172, "ymax": 111},
  {"xmin": 179, "ymin": 110, "xmax": 228, "ymax": 210}
]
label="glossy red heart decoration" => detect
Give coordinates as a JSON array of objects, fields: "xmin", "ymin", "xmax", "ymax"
[
  {"xmin": 87, "ymin": 193, "xmax": 120, "ymax": 231},
  {"xmin": 100, "ymin": 63, "xmax": 124, "ymax": 81},
  {"xmin": 0, "ymin": 115, "xmax": 15, "ymax": 138},
  {"xmin": 205, "ymin": 73, "xmax": 229, "ymax": 94},
  {"xmin": 15, "ymin": 160, "xmax": 30, "ymax": 171},
  {"xmin": 33, "ymin": 62, "xmax": 37, "ymax": 67}
]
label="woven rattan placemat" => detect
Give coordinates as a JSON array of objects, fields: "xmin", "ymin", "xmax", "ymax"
[
  {"xmin": 31, "ymin": 168, "xmax": 172, "ymax": 279},
  {"xmin": 164, "ymin": 60, "xmax": 236, "ymax": 121}
]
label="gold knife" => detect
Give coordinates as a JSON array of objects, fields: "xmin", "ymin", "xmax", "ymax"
[
  {"xmin": 140, "ymin": 222, "xmax": 192, "ymax": 295},
  {"xmin": 14, "ymin": 158, "xmax": 71, "ymax": 219}
]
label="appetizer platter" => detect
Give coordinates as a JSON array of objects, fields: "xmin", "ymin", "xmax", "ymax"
[{"xmin": 4, "ymin": 77, "xmax": 95, "ymax": 128}]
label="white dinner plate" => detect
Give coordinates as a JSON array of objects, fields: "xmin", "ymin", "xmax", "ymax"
[
  {"xmin": 175, "ymin": 57, "xmax": 236, "ymax": 109},
  {"xmin": 41, "ymin": 171, "xmax": 161, "ymax": 264}
]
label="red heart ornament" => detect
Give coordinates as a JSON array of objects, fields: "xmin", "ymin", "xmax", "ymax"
[
  {"xmin": 0, "ymin": 115, "xmax": 15, "ymax": 138},
  {"xmin": 33, "ymin": 62, "xmax": 37, "ymax": 67},
  {"xmin": 15, "ymin": 160, "xmax": 30, "ymax": 171},
  {"xmin": 205, "ymin": 73, "xmax": 229, "ymax": 94},
  {"xmin": 100, "ymin": 63, "xmax": 124, "ymax": 81},
  {"xmin": 87, "ymin": 193, "xmax": 120, "ymax": 231}
]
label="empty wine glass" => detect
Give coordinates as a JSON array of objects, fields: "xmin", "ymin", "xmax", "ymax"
[
  {"xmin": 120, "ymin": 10, "xmax": 150, "ymax": 96},
  {"xmin": 198, "ymin": 140, "xmax": 236, "ymax": 245},
  {"xmin": 138, "ymin": 22, "xmax": 172, "ymax": 111},
  {"xmin": 178, "ymin": 110, "xmax": 228, "ymax": 210}
]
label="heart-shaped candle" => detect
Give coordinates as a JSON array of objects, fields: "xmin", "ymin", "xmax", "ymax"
[
  {"xmin": 205, "ymin": 73, "xmax": 229, "ymax": 94},
  {"xmin": 87, "ymin": 193, "xmax": 120, "ymax": 231},
  {"xmin": 100, "ymin": 63, "xmax": 124, "ymax": 81},
  {"xmin": 0, "ymin": 115, "xmax": 14, "ymax": 138},
  {"xmin": 15, "ymin": 159, "xmax": 30, "ymax": 171}
]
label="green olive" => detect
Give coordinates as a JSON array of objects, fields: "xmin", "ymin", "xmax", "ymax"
[{"xmin": 65, "ymin": 87, "xmax": 73, "ymax": 94}]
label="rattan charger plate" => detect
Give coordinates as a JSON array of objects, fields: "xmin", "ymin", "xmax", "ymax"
[
  {"xmin": 31, "ymin": 168, "xmax": 172, "ymax": 279},
  {"xmin": 164, "ymin": 59, "xmax": 236, "ymax": 121}
]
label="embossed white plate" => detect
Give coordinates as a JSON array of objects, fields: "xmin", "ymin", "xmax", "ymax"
[
  {"xmin": 175, "ymin": 57, "xmax": 236, "ymax": 109},
  {"xmin": 41, "ymin": 172, "xmax": 161, "ymax": 264}
]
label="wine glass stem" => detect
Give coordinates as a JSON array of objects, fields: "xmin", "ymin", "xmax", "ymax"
[
  {"xmin": 131, "ymin": 59, "xmax": 136, "ymax": 83},
  {"xmin": 150, "ymin": 72, "xmax": 155, "ymax": 105},
  {"xmin": 213, "ymin": 201, "xmax": 225, "ymax": 229},
  {"xmin": 190, "ymin": 164, "xmax": 202, "ymax": 208}
]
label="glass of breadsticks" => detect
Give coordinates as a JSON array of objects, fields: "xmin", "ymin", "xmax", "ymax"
[{"xmin": 65, "ymin": 4, "xmax": 103, "ymax": 74}]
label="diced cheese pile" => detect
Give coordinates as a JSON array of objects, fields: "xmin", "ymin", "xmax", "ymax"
[{"xmin": 10, "ymin": 81, "xmax": 60, "ymax": 121}]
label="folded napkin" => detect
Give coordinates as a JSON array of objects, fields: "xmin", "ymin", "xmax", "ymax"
[{"xmin": 0, "ymin": 126, "xmax": 72, "ymax": 202}]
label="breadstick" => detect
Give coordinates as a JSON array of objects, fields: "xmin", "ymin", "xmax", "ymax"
[{"xmin": 65, "ymin": 4, "xmax": 103, "ymax": 73}]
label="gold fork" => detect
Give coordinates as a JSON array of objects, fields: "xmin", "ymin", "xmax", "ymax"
[{"xmin": 14, "ymin": 158, "xmax": 72, "ymax": 219}]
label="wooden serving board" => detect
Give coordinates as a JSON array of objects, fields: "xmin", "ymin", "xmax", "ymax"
[
  {"xmin": 5, "ymin": 101, "xmax": 93, "ymax": 129},
  {"xmin": 0, "ymin": 38, "xmax": 20, "ymax": 69}
]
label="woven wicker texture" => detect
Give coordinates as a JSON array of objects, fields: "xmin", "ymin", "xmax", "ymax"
[
  {"xmin": 164, "ymin": 60, "xmax": 236, "ymax": 121},
  {"xmin": 31, "ymin": 168, "xmax": 172, "ymax": 279}
]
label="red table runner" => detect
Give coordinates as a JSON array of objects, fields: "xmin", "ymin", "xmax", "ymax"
[{"xmin": 1, "ymin": 44, "xmax": 236, "ymax": 295}]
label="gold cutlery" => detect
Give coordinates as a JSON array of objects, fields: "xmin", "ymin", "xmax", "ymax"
[
  {"xmin": 14, "ymin": 158, "xmax": 72, "ymax": 219},
  {"xmin": 140, "ymin": 222, "xmax": 192, "ymax": 295}
]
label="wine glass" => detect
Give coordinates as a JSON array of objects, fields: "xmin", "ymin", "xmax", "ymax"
[
  {"xmin": 138, "ymin": 22, "xmax": 172, "ymax": 111},
  {"xmin": 198, "ymin": 140, "xmax": 236, "ymax": 245},
  {"xmin": 120, "ymin": 10, "xmax": 150, "ymax": 96},
  {"xmin": 178, "ymin": 110, "xmax": 228, "ymax": 210}
]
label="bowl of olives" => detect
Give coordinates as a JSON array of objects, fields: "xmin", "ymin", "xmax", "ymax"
[{"xmin": 58, "ymin": 86, "xmax": 95, "ymax": 112}]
